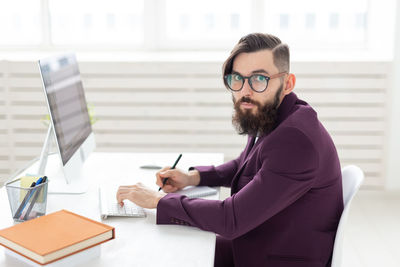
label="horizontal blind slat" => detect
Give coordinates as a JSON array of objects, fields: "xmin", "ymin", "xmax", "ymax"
[
  {"xmin": 2, "ymin": 60, "xmax": 389, "ymax": 188},
  {"xmin": 9, "ymin": 119, "xmax": 386, "ymax": 133}
]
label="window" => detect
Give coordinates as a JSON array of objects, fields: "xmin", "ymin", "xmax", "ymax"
[
  {"xmin": 329, "ymin": 13, "xmax": 339, "ymax": 29},
  {"xmin": 264, "ymin": 0, "xmax": 370, "ymax": 49},
  {"xmin": 49, "ymin": 0, "xmax": 144, "ymax": 45},
  {"xmin": 0, "ymin": 0, "xmax": 396, "ymax": 59},
  {"xmin": 0, "ymin": 0, "xmax": 41, "ymax": 45},
  {"xmin": 162, "ymin": 0, "xmax": 251, "ymax": 48}
]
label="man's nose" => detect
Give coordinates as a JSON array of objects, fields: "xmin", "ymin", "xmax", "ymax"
[{"xmin": 240, "ymin": 79, "xmax": 253, "ymax": 96}]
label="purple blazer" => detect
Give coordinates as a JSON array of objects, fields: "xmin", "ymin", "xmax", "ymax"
[{"xmin": 157, "ymin": 92, "xmax": 343, "ymax": 267}]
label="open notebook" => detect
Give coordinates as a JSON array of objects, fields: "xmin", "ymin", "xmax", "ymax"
[{"xmin": 174, "ymin": 186, "xmax": 218, "ymax": 198}]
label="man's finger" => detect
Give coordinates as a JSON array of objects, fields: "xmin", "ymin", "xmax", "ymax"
[
  {"xmin": 155, "ymin": 177, "xmax": 163, "ymax": 187},
  {"xmin": 162, "ymin": 184, "xmax": 176, "ymax": 193},
  {"xmin": 156, "ymin": 166, "xmax": 171, "ymax": 177},
  {"xmin": 159, "ymin": 169, "xmax": 174, "ymax": 178},
  {"xmin": 117, "ymin": 187, "xmax": 135, "ymax": 193},
  {"xmin": 118, "ymin": 185, "xmax": 136, "ymax": 191},
  {"xmin": 161, "ymin": 166, "xmax": 171, "ymax": 172},
  {"xmin": 116, "ymin": 192, "xmax": 130, "ymax": 206},
  {"xmin": 156, "ymin": 171, "xmax": 173, "ymax": 186}
]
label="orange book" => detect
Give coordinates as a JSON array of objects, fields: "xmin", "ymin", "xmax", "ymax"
[{"xmin": 0, "ymin": 209, "xmax": 115, "ymax": 265}]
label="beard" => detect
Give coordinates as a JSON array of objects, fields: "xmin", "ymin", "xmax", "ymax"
[{"xmin": 232, "ymin": 84, "xmax": 283, "ymax": 137}]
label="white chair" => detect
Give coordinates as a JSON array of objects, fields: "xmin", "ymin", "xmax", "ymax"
[{"xmin": 331, "ymin": 165, "xmax": 364, "ymax": 267}]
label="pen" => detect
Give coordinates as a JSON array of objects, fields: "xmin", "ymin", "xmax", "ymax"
[
  {"xmin": 23, "ymin": 176, "xmax": 47, "ymax": 220},
  {"xmin": 13, "ymin": 177, "xmax": 43, "ymax": 220},
  {"xmin": 13, "ymin": 181, "xmax": 36, "ymax": 219},
  {"xmin": 158, "ymin": 154, "xmax": 182, "ymax": 191}
]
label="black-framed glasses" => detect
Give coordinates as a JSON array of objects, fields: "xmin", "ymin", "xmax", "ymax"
[{"xmin": 224, "ymin": 72, "xmax": 287, "ymax": 93}]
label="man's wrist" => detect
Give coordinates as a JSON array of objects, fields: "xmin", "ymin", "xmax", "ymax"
[
  {"xmin": 188, "ymin": 170, "xmax": 201, "ymax": 186},
  {"xmin": 155, "ymin": 192, "xmax": 167, "ymax": 208}
]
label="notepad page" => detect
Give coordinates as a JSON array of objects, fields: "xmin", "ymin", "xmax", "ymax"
[{"xmin": 174, "ymin": 186, "xmax": 218, "ymax": 198}]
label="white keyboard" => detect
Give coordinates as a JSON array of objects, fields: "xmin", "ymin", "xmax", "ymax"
[{"xmin": 99, "ymin": 185, "xmax": 146, "ymax": 219}]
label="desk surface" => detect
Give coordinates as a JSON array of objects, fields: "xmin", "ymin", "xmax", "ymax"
[{"xmin": 0, "ymin": 152, "xmax": 224, "ymax": 267}]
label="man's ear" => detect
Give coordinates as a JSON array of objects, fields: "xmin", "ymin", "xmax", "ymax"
[{"xmin": 283, "ymin": 73, "xmax": 296, "ymax": 96}]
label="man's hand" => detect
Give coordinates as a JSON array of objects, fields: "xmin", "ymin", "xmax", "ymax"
[
  {"xmin": 116, "ymin": 183, "xmax": 167, "ymax": 209},
  {"xmin": 156, "ymin": 167, "xmax": 201, "ymax": 193}
]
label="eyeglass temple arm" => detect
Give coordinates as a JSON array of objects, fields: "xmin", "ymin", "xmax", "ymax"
[{"xmin": 269, "ymin": 72, "xmax": 288, "ymax": 79}]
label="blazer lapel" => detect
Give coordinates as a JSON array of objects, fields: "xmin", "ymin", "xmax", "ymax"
[
  {"xmin": 244, "ymin": 136, "xmax": 256, "ymax": 158},
  {"xmin": 231, "ymin": 136, "xmax": 258, "ymax": 193},
  {"xmin": 230, "ymin": 93, "xmax": 299, "ymax": 193}
]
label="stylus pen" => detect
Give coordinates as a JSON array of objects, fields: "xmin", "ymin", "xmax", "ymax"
[
  {"xmin": 13, "ymin": 177, "xmax": 43, "ymax": 219},
  {"xmin": 13, "ymin": 181, "xmax": 36, "ymax": 219},
  {"xmin": 23, "ymin": 176, "xmax": 47, "ymax": 221},
  {"xmin": 158, "ymin": 154, "xmax": 182, "ymax": 191}
]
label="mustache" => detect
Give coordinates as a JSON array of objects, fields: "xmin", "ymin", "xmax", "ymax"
[
  {"xmin": 236, "ymin": 96, "xmax": 261, "ymax": 108},
  {"xmin": 240, "ymin": 96, "xmax": 256, "ymax": 104}
]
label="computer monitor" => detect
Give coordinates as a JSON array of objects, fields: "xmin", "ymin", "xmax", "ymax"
[{"xmin": 37, "ymin": 54, "xmax": 96, "ymax": 194}]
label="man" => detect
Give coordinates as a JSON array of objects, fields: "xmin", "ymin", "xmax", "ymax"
[{"xmin": 116, "ymin": 33, "xmax": 343, "ymax": 267}]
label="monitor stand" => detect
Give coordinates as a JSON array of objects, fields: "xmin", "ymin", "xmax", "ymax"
[{"xmin": 36, "ymin": 125, "xmax": 89, "ymax": 194}]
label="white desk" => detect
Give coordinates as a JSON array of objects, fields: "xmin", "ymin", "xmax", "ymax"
[{"xmin": 0, "ymin": 152, "xmax": 224, "ymax": 267}]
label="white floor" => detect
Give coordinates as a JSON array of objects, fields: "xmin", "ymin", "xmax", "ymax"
[
  {"xmin": 342, "ymin": 190, "xmax": 400, "ymax": 267},
  {"xmin": 219, "ymin": 188, "xmax": 400, "ymax": 267}
]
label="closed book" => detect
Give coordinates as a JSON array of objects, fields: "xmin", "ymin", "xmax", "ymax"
[{"xmin": 0, "ymin": 209, "xmax": 115, "ymax": 265}]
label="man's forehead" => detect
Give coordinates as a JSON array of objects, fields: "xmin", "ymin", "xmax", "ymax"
[{"xmin": 232, "ymin": 50, "xmax": 278, "ymax": 75}]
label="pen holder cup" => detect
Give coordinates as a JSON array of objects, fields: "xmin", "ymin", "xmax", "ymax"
[{"xmin": 5, "ymin": 178, "xmax": 49, "ymax": 222}]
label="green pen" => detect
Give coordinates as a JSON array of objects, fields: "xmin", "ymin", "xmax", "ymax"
[{"xmin": 158, "ymin": 154, "xmax": 182, "ymax": 191}]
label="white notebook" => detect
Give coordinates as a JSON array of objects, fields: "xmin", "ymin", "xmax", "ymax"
[{"xmin": 174, "ymin": 186, "xmax": 218, "ymax": 198}]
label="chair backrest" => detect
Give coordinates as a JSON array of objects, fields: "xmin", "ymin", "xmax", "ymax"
[{"xmin": 331, "ymin": 165, "xmax": 364, "ymax": 267}]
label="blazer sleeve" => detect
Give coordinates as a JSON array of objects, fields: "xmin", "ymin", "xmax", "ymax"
[
  {"xmin": 191, "ymin": 143, "xmax": 250, "ymax": 187},
  {"xmin": 193, "ymin": 158, "xmax": 241, "ymax": 187},
  {"xmin": 156, "ymin": 127, "xmax": 319, "ymax": 239}
]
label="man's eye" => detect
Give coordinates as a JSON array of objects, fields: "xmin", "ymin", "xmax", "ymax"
[
  {"xmin": 233, "ymin": 75, "xmax": 242, "ymax": 81},
  {"xmin": 255, "ymin": 75, "xmax": 266, "ymax": 81}
]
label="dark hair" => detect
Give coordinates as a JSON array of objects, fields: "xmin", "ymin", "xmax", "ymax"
[{"xmin": 223, "ymin": 33, "xmax": 290, "ymax": 88}]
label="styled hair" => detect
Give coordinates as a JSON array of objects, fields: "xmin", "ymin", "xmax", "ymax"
[{"xmin": 222, "ymin": 33, "xmax": 290, "ymax": 88}]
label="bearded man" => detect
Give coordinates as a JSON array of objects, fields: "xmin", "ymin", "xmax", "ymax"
[{"xmin": 117, "ymin": 33, "xmax": 343, "ymax": 267}]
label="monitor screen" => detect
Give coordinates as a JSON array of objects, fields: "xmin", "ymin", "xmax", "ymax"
[{"xmin": 39, "ymin": 55, "xmax": 92, "ymax": 166}]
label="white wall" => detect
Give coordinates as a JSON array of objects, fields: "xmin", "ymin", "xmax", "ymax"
[{"xmin": 386, "ymin": 2, "xmax": 400, "ymax": 190}]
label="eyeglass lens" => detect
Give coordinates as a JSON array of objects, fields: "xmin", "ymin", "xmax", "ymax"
[{"xmin": 226, "ymin": 74, "xmax": 268, "ymax": 92}]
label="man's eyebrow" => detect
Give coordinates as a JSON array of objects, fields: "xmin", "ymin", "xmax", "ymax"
[
  {"xmin": 231, "ymin": 69, "xmax": 270, "ymax": 75},
  {"xmin": 251, "ymin": 69, "xmax": 270, "ymax": 75}
]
